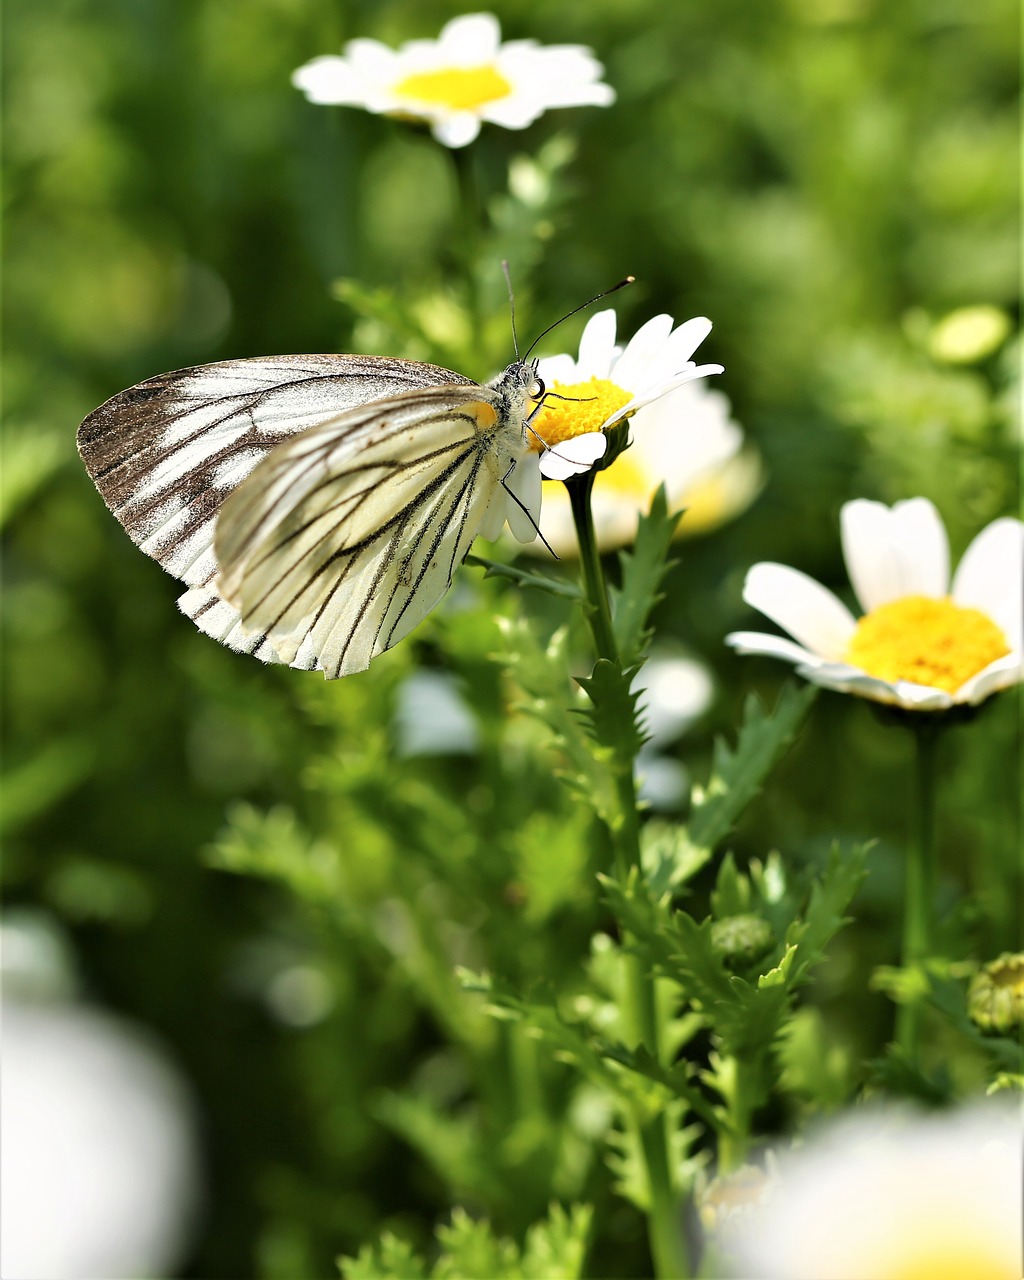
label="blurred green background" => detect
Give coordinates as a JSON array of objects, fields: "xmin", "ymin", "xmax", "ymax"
[{"xmin": 3, "ymin": 1, "xmax": 1019, "ymax": 1276}]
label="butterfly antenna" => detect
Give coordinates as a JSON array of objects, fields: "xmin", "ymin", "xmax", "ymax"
[
  {"xmin": 501, "ymin": 260, "xmax": 520, "ymax": 360},
  {"xmin": 522, "ymin": 276, "xmax": 635, "ymax": 361}
]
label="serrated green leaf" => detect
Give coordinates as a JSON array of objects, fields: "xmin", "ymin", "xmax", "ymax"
[
  {"xmin": 576, "ymin": 658, "xmax": 645, "ymax": 759},
  {"xmin": 465, "ymin": 554, "xmax": 583, "ymax": 600},
  {"xmin": 687, "ymin": 684, "xmax": 817, "ymax": 856},
  {"xmin": 340, "ymin": 1234, "xmax": 429, "ymax": 1280},
  {"xmin": 611, "ymin": 487, "xmax": 682, "ymax": 665}
]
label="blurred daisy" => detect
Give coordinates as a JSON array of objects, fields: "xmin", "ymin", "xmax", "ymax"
[
  {"xmin": 1, "ymin": 911, "xmax": 200, "ymax": 1280},
  {"xmin": 292, "ymin": 13, "xmax": 614, "ymax": 149},
  {"xmin": 727, "ymin": 499, "xmax": 1023, "ymax": 711},
  {"xmin": 530, "ymin": 308, "xmax": 724, "ymax": 484},
  {"xmin": 633, "ymin": 652, "xmax": 715, "ymax": 810},
  {"xmin": 716, "ymin": 1102, "xmax": 1022, "ymax": 1280},
  {"xmin": 532, "ymin": 379, "xmax": 760, "ymax": 554}
]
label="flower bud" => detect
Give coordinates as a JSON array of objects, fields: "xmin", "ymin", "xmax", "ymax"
[
  {"xmin": 968, "ymin": 953, "xmax": 1024, "ymax": 1033},
  {"xmin": 711, "ymin": 913, "xmax": 774, "ymax": 966}
]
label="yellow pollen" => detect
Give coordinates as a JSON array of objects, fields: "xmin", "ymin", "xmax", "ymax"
[
  {"xmin": 393, "ymin": 64, "xmax": 513, "ymax": 111},
  {"xmin": 846, "ymin": 594, "xmax": 1009, "ymax": 693},
  {"xmin": 531, "ymin": 378, "xmax": 632, "ymax": 452}
]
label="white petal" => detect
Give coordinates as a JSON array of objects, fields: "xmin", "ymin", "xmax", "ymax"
[
  {"xmin": 954, "ymin": 651, "xmax": 1024, "ymax": 704},
  {"xmin": 609, "ymin": 314, "xmax": 675, "ymax": 391},
  {"xmin": 538, "ymin": 432, "xmax": 607, "ymax": 480},
  {"xmin": 742, "ymin": 563, "xmax": 857, "ymax": 660},
  {"xmin": 725, "ymin": 631, "xmax": 827, "ymax": 668},
  {"xmin": 432, "ymin": 113, "xmax": 482, "ymax": 148},
  {"xmin": 840, "ymin": 498, "xmax": 950, "ymax": 613},
  {"xmin": 505, "ymin": 450, "xmax": 542, "ymax": 543},
  {"xmin": 292, "ymin": 57, "xmax": 367, "ymax": 105},
  {"xmin": 804, "ymin": 665, "xmax": 955, "ymax": 710},
  {"xmin": 437, "ymin": 13, "xmax": 501, "ymax": 61},
  {"xmin": 659, "ymin": 316, "xmax": 713, "ymax": 367},
  {"xmin": 535, "ymin": 353, "xmax": 578, "ymax": 384},
  {"xmin": 575, "ymin": 310, "xmax": 617, "ymax": 380},
  {"xmin": 951, "ymin": 517, "xmax": 1024, "ymax": 649}
]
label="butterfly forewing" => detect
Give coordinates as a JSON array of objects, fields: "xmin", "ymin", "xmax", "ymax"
[
  {"xmin": 215, "ymin": 386, "xmax": 518, "ymax": 678},
  {"xmin": 77, "ymin": 354, "xmax": 478, "ymax": 667},
  {"xmin": 77, "ymin": 354, "xmax": 475, "ymax": 587}
]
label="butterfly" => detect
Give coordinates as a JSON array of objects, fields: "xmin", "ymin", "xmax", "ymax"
[{"xmin": 77, "ymin": 349, "xmax": 609, "ymax": 679}]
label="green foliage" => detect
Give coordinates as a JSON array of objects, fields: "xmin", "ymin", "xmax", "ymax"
[
  {"xmin": 341, "ymin": 1204, "xmax": 592, "ymax": 1280},
  {"xmin": 4, "ymin": 1, "xmax": 1018, "ymax": 1275},
  {"xmin": 611, "ymin": 487, "xmax": 682, "ymax": 667}
]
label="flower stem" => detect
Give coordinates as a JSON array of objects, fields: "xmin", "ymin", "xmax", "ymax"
[
  {"xmin": 896, "ymin": 723, "xmax": 939, "ymax": 1059},
  {"xmin": 568, "ymin": 471, "xmax": 689, "ymax": 1280}
]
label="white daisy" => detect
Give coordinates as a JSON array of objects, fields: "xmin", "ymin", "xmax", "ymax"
[
  {"xmin": 530, "ymin": 378, "xmax": 760, "ymax": 554},
  {"xmin": 727, "ymin": 498, "xmax": 1024, "ymax": 711},
  {"xmin": 715, "ymin": 1102, "xmax": 1022, "ymax": 1280},
  {"xmin": 528, "ymin": 308, "xmax": 724, "ymax": 486},
  {"xmin": 292, "ymin": 13, "xmax": 614, "ymax": 149}
]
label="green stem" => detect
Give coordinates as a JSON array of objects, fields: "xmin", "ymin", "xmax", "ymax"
[
  {"xmin": 896, "ymin": 723, "xmax": 939, "ymax": 1059},
  {"xmin": 568, "ymin": 472, "xmax": 688, "ymax": 1280},
  {"xmin": 449, "ymin": 146, "xmax": 483, "ymax": 340}
]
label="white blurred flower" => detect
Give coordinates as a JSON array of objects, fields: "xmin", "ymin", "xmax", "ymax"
[
  {"xmin": 633, "ymin": 652, "xmax": 714, "ymax": 811},
  {"xmin": 716, "ymin": 1102, "xmax": 1022, "ymax": 1280},
  {"xmin": 532, "ymin": 378, "xmax": 760, "ymax": 554},
  {"xmin": 292, "ymin": 13, "xmax": 614, "ymax": 149},
  {"xmin": 528, "ymin": 309, "xmax": 724, "ymax": 484},
  {"xmin": 1, "ymin": 997, "xmax": 200, "ymax": 1280},
  {"xmin": 394, "ymin": 669, "xmax": 479, "ymax": 756},
  {"xmin": 727, "ymin": 498, "xmax": 1024, "ymax": 711}
]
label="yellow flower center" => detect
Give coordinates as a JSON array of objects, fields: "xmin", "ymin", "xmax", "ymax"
[
  {"xmin": 530, "ymin": 377, "xmax": 632, "ymax": 452},
  {"xmin": 888, "ymin": 1246, "xmax": 1013, "ymax": 1280},
  {"xmin": 846, "ymin": 594, "xmax": 1009, "ymax": 693},
  {"xmin": 393, "ymin": 64, "xmax": 513, "ymax": 111}
]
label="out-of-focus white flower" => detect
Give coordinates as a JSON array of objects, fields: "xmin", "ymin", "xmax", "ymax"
[
  {"xmin": 633, "ymin": 652, "xmax": 714, "ymax": 811},
  {"xmin": 394, "ymin": 669, "xmax": 479, "ymax": 756},
  {"xmin": 727, "ymin": 498, "xmax": 1024, "ymax": 711},
  {"xmin": 1, "ymin": 998, "xmax": 200, "ymax": 1280},
  {"xmin": 716, "ymin": 1101, "xmax": 1022, "ymax": 1280},
  {"xmin": 528, "ymin": 309, "xmax": 723, "ymax": 483},
  {"xmin": 531, "ymin": 378, "xmax": 760, "ymax": 554},
  {"xmin": 292, "ymin": 13, "xmax": 614, "ymax": 149}
]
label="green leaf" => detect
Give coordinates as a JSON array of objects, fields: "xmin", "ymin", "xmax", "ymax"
[
  {"xmin": 784, "ymin": 842, "xmax": 869, "ymax": 989},
  {"xmin": 340, "ymin": 1204, "xmax": 593, "ymax": 1280},
  {"xmin": 465, "ymin": 554, "xmax": 582, "ymax": 600},
  {"xmin": 611, "ymin": 487, "xmax": 682, "ymax": 665},
  {"xmin": 687, "ymin": 684, "xmax": 817, "ymax": 856},
  {"xmin": 341, "ymin": 1235, "xmax": 429, "ymax": 1280},
  {"xmin": 576, "ymin": 658, "xmax": 645, "ymax": 760}
]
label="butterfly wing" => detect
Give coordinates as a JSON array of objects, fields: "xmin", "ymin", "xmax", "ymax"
[
  {"xmin": 77, "ymin": 354, "xmax": 474, "ymax": 664},
  {"xmin": 214, "ymin": 384, "xmax": 523, "ymax": 678}
]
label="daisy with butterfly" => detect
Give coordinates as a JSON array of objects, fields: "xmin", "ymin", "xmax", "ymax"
[{"xmin": 77, "ymin": 295, "xmax": 723, "ymax": 679}]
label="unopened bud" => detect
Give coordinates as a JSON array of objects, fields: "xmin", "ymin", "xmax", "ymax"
[
  {"xmin": 711, "ymin": 913, "xmax": 774, "ymax": 966},
  {"xmin": 968, "ymin": 953, "xmax": 1024, "ymax": 1034}
]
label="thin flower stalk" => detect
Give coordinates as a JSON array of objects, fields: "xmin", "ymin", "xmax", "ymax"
[{"xmin": 568, "ymin": 467, "xmax": 689, "ymax": 1280}]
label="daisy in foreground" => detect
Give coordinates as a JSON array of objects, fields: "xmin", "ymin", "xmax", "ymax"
[
  {"xmin": 715, "ymin": 1101, "xmax": 1021, "ymax": 1280},
  {"xmin": 527, "ymin": 308, "xmax": 724, "ymax": 490},
  {"xmin": 292, "ymin": 12, "xmax": 614, "ymax": 149},
  {"xmin": 530, "ymin": 377, "xmax": 760, "ymax": 555},
  {"xmin": 727, "ymin": 498, "xmax": 1024, "ymax": 710}
]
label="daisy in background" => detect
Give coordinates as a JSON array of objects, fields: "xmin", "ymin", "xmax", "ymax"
[
  {"xmin": 530, "ymin": 375, "xmax": 760, "ymax": 555},
  {"xmin": 714, "ymin": 1101, "xmax": 1022, "ymax": 1280},
  {"xmin": 292, "ymin": 13, "xmax": 614, "ymax": 149},
  {"xmin": 727, "ymin": 498, "xmax": 1024, "ymax": 711},
  {"xmin": 526, "ymin": 308, "xmax": 725, "ymax": 495}
]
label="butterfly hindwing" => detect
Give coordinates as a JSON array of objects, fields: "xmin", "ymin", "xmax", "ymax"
[{"xmin": 214, "ymin": 385, "xmax": 519, "ymax": 678}]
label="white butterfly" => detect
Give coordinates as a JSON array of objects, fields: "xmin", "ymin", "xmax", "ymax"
[{"xmin": 78, "ymin": 352, "xmax": 587, "ymax": 678}]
